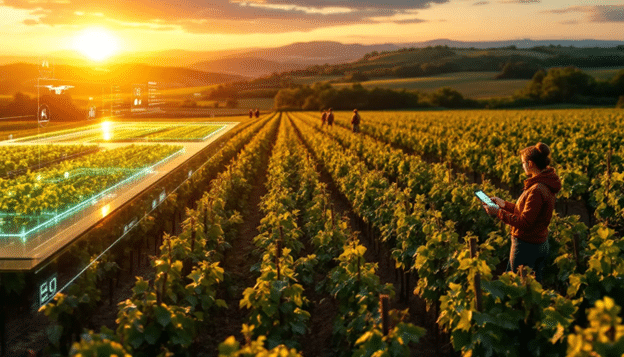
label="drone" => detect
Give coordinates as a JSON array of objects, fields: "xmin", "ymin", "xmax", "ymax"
[{"xmin": 39, "ymin": 85, "xmax": 74, "ymax": 95}]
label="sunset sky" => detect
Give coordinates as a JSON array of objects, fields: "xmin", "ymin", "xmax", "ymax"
[{"xmin": 0, "ymin": 0, "xmax": 623, "ymax": 58}]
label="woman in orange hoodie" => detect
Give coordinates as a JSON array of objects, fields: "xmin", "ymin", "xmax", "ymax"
[{"xmin": 483, "ymin": 142, "xmax": 561, "ymax": 282}]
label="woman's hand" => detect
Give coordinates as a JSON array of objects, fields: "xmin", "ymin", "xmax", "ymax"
[
  {"xmin": 482, "ymin": 203, "xmax": 499, "ymax": 217},
  {"xmin": 491, "ymin": 196, "xmax": 505, "ymax": 207}
]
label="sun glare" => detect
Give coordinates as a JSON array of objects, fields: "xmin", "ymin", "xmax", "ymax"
[{"xmin": 72, "ymin": 28, "xmax": 120, "ymax": 61}]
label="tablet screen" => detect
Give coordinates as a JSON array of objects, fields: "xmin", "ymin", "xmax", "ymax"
[{"xmin": 475, "ymin": 190, "xmax": 496, "ymax": 207}]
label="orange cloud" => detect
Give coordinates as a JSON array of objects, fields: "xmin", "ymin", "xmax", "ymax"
[
  {"xmin": 544, "ymin": 5, "xmax": 624, "ymax": 23},
  {"xmin": 2, "ymin": 0, "xmax": 450, "ymax": 33}
]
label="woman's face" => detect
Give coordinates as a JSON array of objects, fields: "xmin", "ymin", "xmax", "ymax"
[{"xmin": 522, "ymin": 156, "xmax": 534, "ymax": 176}]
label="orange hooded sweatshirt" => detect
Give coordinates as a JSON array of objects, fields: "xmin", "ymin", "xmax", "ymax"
[{"xmin": 497, "ymin": 167, "xmax": 562, "ymax": 244}]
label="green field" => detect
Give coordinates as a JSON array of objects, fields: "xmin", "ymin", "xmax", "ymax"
[
  {"xmin": 327, "ymin": 67, "xmax": 623, "ymax": 99},
  {"xmin": 289, "ymin": 75, "xmax": 342, "ymax": 85},
  {"xmin": 584, "ymin": 67, "xmax": 624, "ymax": 81},
  {"xmin": 331, "ymin": 71, "xmax": 528, "ymax": 98}
]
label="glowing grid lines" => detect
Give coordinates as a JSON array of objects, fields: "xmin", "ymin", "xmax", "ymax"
[
  {"xmin": 0, "ymin": 120, "xmax": 240, "ymax": 271},
  {"xmin": 0, "ymin": 147, "xmax": 184, "ymax": 241},
  {"xmin": 12, "ymin": 121, "xmax": 227, "ymax": 143}
]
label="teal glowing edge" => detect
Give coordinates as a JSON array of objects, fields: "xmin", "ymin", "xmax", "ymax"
[{"xmin": 0, "ymin": 147, "xmax": 185, "ymax": 241}]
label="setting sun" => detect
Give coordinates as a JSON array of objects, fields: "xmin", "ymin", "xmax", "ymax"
[{"xmin": 72, "ymin": 27, "xmax": 120, "ymax": 61}]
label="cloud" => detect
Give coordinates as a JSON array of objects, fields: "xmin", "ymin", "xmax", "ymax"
[
  {"xmin": 499, "ymin": 0, "xmax": 540, "ymax": 3},
  {"xmin": 1, "ymin": 0, "xmax": 451, "ymax": 33},
  {"xmin": 473, "ymin": 1, "xmax": 489, "ymax": 5},
  {"xmin": 392, "ymin": 18, "xmax": 427, "ymax": 24},
  {"xmin": 544, "ymin": 5, "xmax": 624, "ymax": 23}
]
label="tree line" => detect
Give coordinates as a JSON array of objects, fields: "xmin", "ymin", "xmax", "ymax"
[
  {"xmin": 0, "ymin": 92, "xmax": 87, "ymax": 121},
  {"xmin": 274, "ymin": 67, "xmax": 624, "ymax": 110}
]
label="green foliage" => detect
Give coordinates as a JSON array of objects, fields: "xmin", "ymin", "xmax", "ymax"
[
  {"xmin": 592, "ymin": 170, "xmax": 624, "ymax": 229},
  {"xmin": 495, "ymin": 61, "xmax": 542, "ymax": 80},
  {"xmin": 116, "ymin": 278, "xmax": 196, "ymax": 357},
  {"xmin": 343, "ymin": 71, "xmax": 369, "ymax": 83},
  {"xmin": 439, "ymin": 272, "xmax": 578, "ymax": 357},
  {"xmin": 542, "ymin": 213, "xmax": 589, "ymax": 293},
  {"xmin": 226, "ymin": 97, "xmax": 239, "ymax": 108},
  {"xmin": 426, "ymin": 87, "xmax": 472, "ymax": 108},
  {"xmin": 566, "ymin": 225, "xmax": 624, "ymax": 310},
  {"xmin": 515, "ymin": 66, "xmax": 599, "ymax": 103},
  {"xmin": 328, "ymin": 241, "xmax": 394, "ymax": 348},
  {"xmin": 567, "ymin": 296, "xmax": 624, "ymax": 356},
  {"xmin": 0, "ymin": 144, "xmax": 181, "ymax": 228},
  {"xmin": 353, "ymin": 318, "xmax": 426, "ymax": 357},
  {"xmin": 70, "ymin": 327, "xmax": 131, "ymax": 357},
  {"xmin": 274, "ymin": 83, "xmax": 421, "ymax": 110},
  {"xmin": 240, "ymin": 247, "xmax": 310, "ymax": 349},
  {"xmin": 185, "ymin": 261, "xmax": 227, "ymax": 312},
  {"xmin": 413, "ymin": 220, "xmax": 463, "ymax": 309},
  {"xmin": 218, "ymin": 325, "xmax": 303, "ymax": 357}
]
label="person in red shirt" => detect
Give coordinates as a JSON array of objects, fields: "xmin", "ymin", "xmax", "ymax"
[
  {"xmin": 321, "ymin": 109, "xmax": 327, "ymax": 127},
  {"xmin": 351, "ymin": 109, "xmax": 361, "ymax": 133},
  {"xmin": 483, "ymin": 142, "xmax": 561, "ymax": 282},
  {"xmin": 326, "ymin": 108, "xmax": 334, "ymax": 129}
]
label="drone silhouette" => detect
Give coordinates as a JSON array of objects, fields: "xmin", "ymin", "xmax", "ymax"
[{"xmin": 39, "ymin": 85, "xmax": 74, "ymax": 95}]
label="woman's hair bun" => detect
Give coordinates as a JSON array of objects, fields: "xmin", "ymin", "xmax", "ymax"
[
  {"xmin": 522, "ymin": 142, "xmax": 551, "ymax": 170},
  {"xmin": 535, "ymin": 142, "xmax": 550, "ymax": 156}
]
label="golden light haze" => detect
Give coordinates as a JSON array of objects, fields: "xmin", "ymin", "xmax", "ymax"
[{"xmin": 0, "ymin": 0, "xmax": 623, "ymax": 57}]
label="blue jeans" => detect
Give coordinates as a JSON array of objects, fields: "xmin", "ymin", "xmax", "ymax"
[{"xmin": 506, "ymin": 236, "xmax": 549, "ymax": 283}]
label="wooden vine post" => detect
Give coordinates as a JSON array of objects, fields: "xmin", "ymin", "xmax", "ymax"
[
  {"xmin": 572, "ymin": 233, "xmax": 581, "ymax": 267},
  {"xmin": 469, "ymin": 238, "xmax": 482, "ymax": 312},
  {"xmin": 190, "ymin": 216, "xmax": 196, "ymax": 253},
  {"xmin": 606, "ymin": 143, "xmax": 612, "ymax": 202},
  {"xmin": 277, "ymin": 227, "xmax": 284, "ymax": 281},
  {"xmin": 380, "ymin": 294, "xmax": 390, "ymax": 336}
]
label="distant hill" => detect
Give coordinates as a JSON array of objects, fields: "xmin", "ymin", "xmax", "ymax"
[
  {"xmin": 0, "ymin": 63, "xmax": 245, "ymax": 95},
  {"xmin": 190, "ymin": 42, "xmax": 399, "ymax": 77},
  {"xmin": 191, "ymin": 57, "xmax": 304, "ymax": 78},
  {"xmin": 183, "ymin": 39, "xmax": 624, "ymax": 77},
  {"xmin": 275, "ymin": 45, "xmax": 624, "ymax": 82},
  {"xmin": 236, "ymin": 41, "xmax": 399, "ymax": 64},
  {"xmin": 398, "ymin": 39, "xmax": 624, "ymax": 49}
]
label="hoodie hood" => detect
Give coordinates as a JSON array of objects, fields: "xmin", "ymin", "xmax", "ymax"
[{"xmin": 524, "ymin": 167, "xmax": 561, "ymax": 194}]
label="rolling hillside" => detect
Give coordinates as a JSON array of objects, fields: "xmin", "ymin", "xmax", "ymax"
[{"xmin": 0, "ymin": 63, "xmax": 246, "ymax": 95}]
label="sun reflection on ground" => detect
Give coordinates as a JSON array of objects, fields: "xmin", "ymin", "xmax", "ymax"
[{"xmin": 101, "ymin": 121, "xmax": 112, "ymax": 141}]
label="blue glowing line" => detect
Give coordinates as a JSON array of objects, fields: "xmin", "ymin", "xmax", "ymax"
[
  {"xmin": 0, "ymin": 148, "xmax": 184, "ymax": 239},
  {"xmin": 48, "ymin": 123, "xmax": 237, "ymax": 297},
  {"xmin": 43, "ymin": 167, "xmax": 140, "ymax": 183},
  {"xmin": 201, "ymin": 125, "xmax": 227, "ymax": 141}
]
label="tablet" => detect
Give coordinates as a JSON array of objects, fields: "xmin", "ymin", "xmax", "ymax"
[{"xmin": 474, "ymin": 190, "xmax": 497, "ymax": 208}]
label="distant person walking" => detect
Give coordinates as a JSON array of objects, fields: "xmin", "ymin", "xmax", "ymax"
[
  {"xmin": 351, "ymin": 109, "xmax": 361, "ymax": 133},
  {"xmin": 326, "ymin": 108, "xmax": 334, "ymax": 129},
  {"xmin": 249, "ymin": 109, "xmax": 253, "ymax": 118},
  {"xmin": 254, "ymin": 108, "xmax": 260, "ymax": 118},
  {"xmin": 482, "ymin": 142, "xmax": 561, "ymax": 283},
  {"xmin": 321, "ymin": 109, "xmax": 327, "ymax": 127}
]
